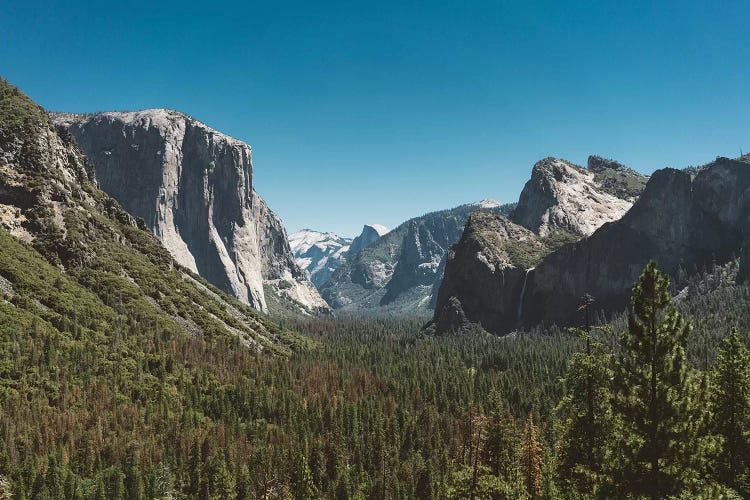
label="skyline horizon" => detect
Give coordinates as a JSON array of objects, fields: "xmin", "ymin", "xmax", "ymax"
[
  {"xmin": 4, "ymin": 0, "xmax": 748, "ymax": 235},
  {"xmin": 10, "ymin": 79, "xmax": 747, "ymax": 237}
]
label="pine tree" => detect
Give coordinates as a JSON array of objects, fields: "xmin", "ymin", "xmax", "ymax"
[
  {"xmin": 235, "ymin": 464, "xmax": 251, "ymax": 500},
  {"xmin": 91, "ymin": 474, "xmax": 107, "ymax": 500},
  {"xmin": 712, "ymin": 328, "xmax": 750, "ymax": 495},
  {"xmin": 187, "ymin": 441, "xmax": 202, "ymax": 497},
  {"xmin": 206, "ymin": 453, "xmax": 236, "ymax": 500},
  {"xmin": 103, "ymin": 466, "xmax": 126, "ymax": 500},
  {"xmin": 555, "ymin": 320, "xmax": 614, "ymax": 495},
  {"xmin": 520, "ymin": 413, "xmax": 543, "ymax": 499},
  {"xmin": 415, "ymin": 460, "xmax": 434, "ymax": 500},
  {"xmin": 483, "ymin": 390, "xmax": 520, "ymax": 482},
  {"xmin": 611, "ymin": 261, "xmax": 706, "ymax": 499},
  {"xmin": 123, "ymin": 451, "xmax": 143, "ymax": 500},
  {"xmin": 63, "ymin": 469, "xmax": 83, "ymax": 500},
  {"xmin": 290, "ymin": 447, "xmax": 318, "ymax": 500},
  {"xmin": 44, "ymin": 455, "xmax": 63, "ymax": 499},
  {"xmin": 468, "ymin": 411, "xmax": 487, "ymax": 500}
]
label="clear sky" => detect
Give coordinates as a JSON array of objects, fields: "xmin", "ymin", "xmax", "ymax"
[{"xmin": 2, "ymin": 1, "xmax": 748, "ymax": 236}]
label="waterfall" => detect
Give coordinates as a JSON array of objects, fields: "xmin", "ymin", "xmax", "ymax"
[{"xmin": 517, "ymin": 267, "xmax": 534, "ymax": 324}]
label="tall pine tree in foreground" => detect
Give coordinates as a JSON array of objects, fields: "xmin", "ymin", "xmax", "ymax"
[
  {"xmin": 610, "ymin": 261, "xmax": 711, "ymax": 499},
  {"xmin": 555, "ymin": 322, "xmax": 614, "ymax": 497},
  {"xmin": 712, "ymin": 328, "xmax": 750, "ymax": 496}
]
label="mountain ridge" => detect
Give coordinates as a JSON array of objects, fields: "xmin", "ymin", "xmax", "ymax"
[
  {"xmin": 0, "ymin": 77, "xmax": 309, "ymax": 353},
  {"xmin": 433, "ymin": 154, "xmax": 750, "ymax": 335},
  {"xmin": 319, "ymin": 200, "xmax": 515, "ymax": 314},
  {"xmin": 289, "ymin": 229, "xmax": 353, "ymax": 288}
]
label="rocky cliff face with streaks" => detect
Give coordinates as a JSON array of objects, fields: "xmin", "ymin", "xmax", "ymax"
[
  {"xmin": 512, "ymin": 157, "xmax": 639, "ymax": 237},
  {"xmin": 0, "ymin": 77, "xmax": 307, "ymax": 351},
  {"xmin": 520, "ymin": 158, "xmax": 750, "ymax": 329},
  {"xmin": 433, "ymin": 211, "xmax": 546, "ymax": 333},
  {"xmin": 52, "ymin": 110, "xmax": 329, "ymax": 315},
  {"xmin": 434, "ymin": 155, "xmax": 750, "ymax": 335},
  {"xmin": 433, "ymin": 155, "xmax": 649, "ymax": 333}
]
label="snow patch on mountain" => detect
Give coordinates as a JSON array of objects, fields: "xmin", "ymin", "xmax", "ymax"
[
  {"xmin": 290, "ymin": 229, "xmax": 353, "ymax": 288},
  {"xmin": 369, "ymin": 224, "xmax": 390, "ymax": 236}
]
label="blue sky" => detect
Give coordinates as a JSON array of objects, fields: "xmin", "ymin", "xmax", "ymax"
[{"xmin": 2, "ymin": 1, "xmax": 748, "ymax": 236}]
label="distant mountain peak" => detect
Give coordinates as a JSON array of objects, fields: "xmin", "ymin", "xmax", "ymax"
[
  {"xmin": 365, "ymin": 224, "xmax": 390, "ymax": 236},
  {"xmin": 319, "ymin": 201, "xmax": 515, "ymax": 314},
  {"xmin": 470, "ymin": 199, "xmax": 504, "ymax": 209},
  {"xmin": 289, "ymin": 229, "xmax": 353, "ymax": 288}
]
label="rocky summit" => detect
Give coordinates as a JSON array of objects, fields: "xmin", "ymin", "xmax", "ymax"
[
  {"xmin": 52, "ymin": 110, "xmax": 328, "ymax": 316},
  {"xmin": 434, "ymin": 154, "xmax": 750, "ymax": 335},
  {"xmin": 520, "ymin": 157, "xmax": 750, "ymax": 330},
  {"xmin": 433, "ymin": 155, "xmax": 649, "ymax": 334},
  {"xmin": 347, "ymin": 224, "xmax": 389, "ymax": 257},
  {"xmin": 511, "ymin": 157, "xmax": 640, "ymax": 237}
]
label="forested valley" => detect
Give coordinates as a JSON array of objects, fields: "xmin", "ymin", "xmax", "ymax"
[{"xmin": 1, "ymin": 258, "xmax": 749, "ymax": 499}]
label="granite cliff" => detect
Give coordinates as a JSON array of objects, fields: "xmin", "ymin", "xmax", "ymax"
[
  {"xmin": 434, "ymin": 155, "xmax": 649, "ymax": 333},
  {"xmin": 0, "ymin": 77, "xmax": 307, "ymax": 351},
  {"xmin": 348, "ymin": 224, "xmax": 389, "ymax": 257},
  {"xmin": 434, "ymin": 155, "xmax": 750, "ymax": 335},
  {"xmin": 512, "ymin": 157, "xmax": 640, "ymax": 237},
  {"xmin": 52, "ymin": 110, "xmax": 328, "ymax": 316}
]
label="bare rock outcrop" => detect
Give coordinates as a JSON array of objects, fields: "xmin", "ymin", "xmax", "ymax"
[
  {"xmin": 348, "ymin": 224, "xmax": 389, "ymax": 257},
  {"xmin": 511, "ymin": 157, "xmax": 636, "ymax": 237},
  {"xmin": 434, "ymin": 211, "xmax": 546, "ymax": 333},
  {"xmin": 433, "ymin": 155, "xmax": 651, "ymax": 334},
  {"xmin": 52, "ymin": 110, "xmax": 328, "ymax": 315},
  {"xmin": 435, "ymin": 156, "xmax": 750, "ymax": 335}
]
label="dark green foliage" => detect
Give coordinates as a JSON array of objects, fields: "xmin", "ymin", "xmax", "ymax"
[
  {"xmin": 483, "ymin": 390, "xmax": 521, "ymax": 481},
  {"xmin": 555, "ymin": 327, "xmax": 614, "ymax": 495},
  {"xmin": 611, "ymin": 261, "xmax": 709, "ymax": 498},
  {"xmin": 592, "ymin": 167, "xmax": 648, "ymax": 200},
  {"xmin": 712, "ymin": 329, "xmax": 750, "ymax": 495},
  {"xmin": 551, "ymin": 261, "xmax": 748, "ymax": 498},
  {"xmin": 1, "ymin": 195, "xmax": 749, "ymax": 500},
  {"xmin": 0, "ymin": 78, "xmax": 48, "ymax": 134}
]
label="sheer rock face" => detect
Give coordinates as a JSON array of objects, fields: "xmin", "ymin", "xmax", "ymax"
[
  {"xmin": 434, "ymin": 156, "xmax": 643, "ymax": 334},
  {"xmin": 734, "ymin": 154, "xmax": 750, "ymax": 283},
  {"xmin": 436, "ymin": 157, "xmax": 750, "ymax": 335},
  {"xmin": 348, "ymin": 224, "xmax": 389, "ymax": 257},
  {"xmin": 52, "ymin": 110, "xmax": 328, "ymax": 315},
  {"xmin": 434, "ymin": 212, "xmax": 544, "ymax": 333},
  {"xmin": 511, "ymin": 157, "xmax": 635, "ymax": 237},
  {"xmin": 0, "ymin": 78, "xmax": 307, "ymax": 350}
]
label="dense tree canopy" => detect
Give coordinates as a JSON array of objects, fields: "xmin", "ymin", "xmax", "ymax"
[{"xmin": 1, "ymin": 257, "xmax": 749, "ymax": 498}]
